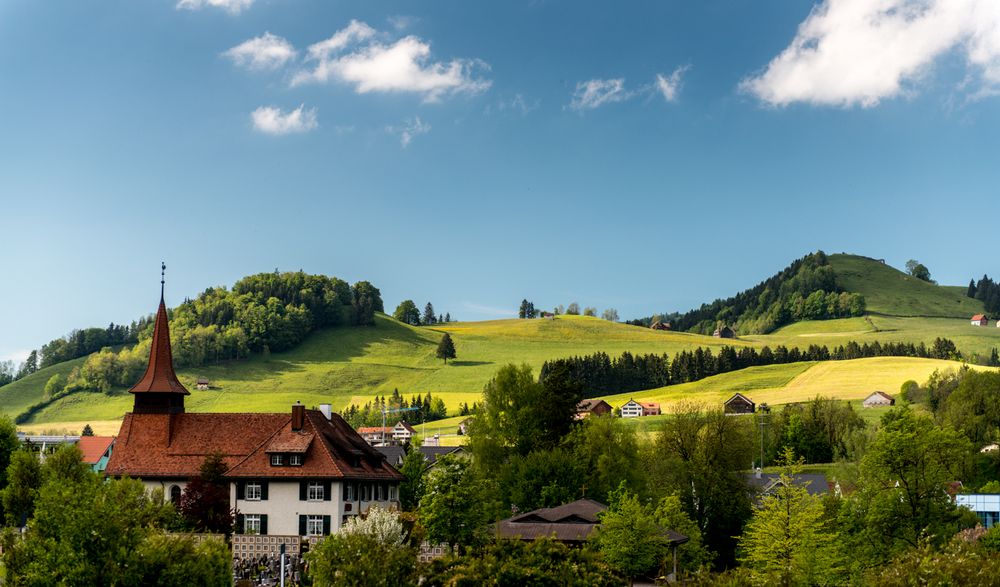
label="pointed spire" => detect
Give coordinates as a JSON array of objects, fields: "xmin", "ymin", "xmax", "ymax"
[{"xmin": 129, "ymin": 264, "xmax": 189, "ymax": 397}]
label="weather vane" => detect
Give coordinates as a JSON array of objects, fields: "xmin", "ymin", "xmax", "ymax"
[{"xmin": 161, "ymin": 261, "xmax": 166, "ymax": 298}]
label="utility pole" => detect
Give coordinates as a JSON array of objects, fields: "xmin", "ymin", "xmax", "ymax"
[{"xmin": 757, "ymin": 404, "xmax": 770, "ymax": 469}]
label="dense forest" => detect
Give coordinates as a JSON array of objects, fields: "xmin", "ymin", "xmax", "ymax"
[
  {"xmin": 539, "ymin": 338, "xmax": 965, "ymax": 398},
  {"xmin": 631, "ymin": 251, "xmax": 865, "ymax": 335},
  {"xmin": 969, "ymin": 275, "xmax": 1000, "ymax": 316},
  {"xmin": 14, "ymin": 272, "xmax": 383, "ymax": 397}
]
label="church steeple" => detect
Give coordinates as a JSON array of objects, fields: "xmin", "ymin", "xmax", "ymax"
[{"xmin": 129, "ymin": 263, "xmax": 188, "ymax": 414}]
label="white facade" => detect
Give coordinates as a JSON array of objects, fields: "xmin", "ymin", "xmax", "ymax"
[
  {"xmin": 393, "ymin": 422, "xmax": 415, "ymax": 441},
  {"xmin": 231, "ymin": 480, "xmax": 399, "ymax": 536},
  {"xmin": 620, "ymin": 400, "xmax": 643, "ymax": 418}
]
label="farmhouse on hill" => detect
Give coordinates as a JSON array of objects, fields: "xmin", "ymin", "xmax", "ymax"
[
  {"xmin": 972, "ymin": 314, "xmax": 990, "ymax": 326},
  {"xmin": 620, "ymin": 399, "xmax": 661, "ymax": 418},
  {"xmin": 105, "ymin": 283, "xmax": 403, "ymax": 538},
  {"xmin": 575, "ymin": 399, "xmax": 612, "ymax": 419},
  {"xmin": 724, "ymin": 393, "xmax": 755, "ymax": 415},
  {"xmin": 863, "ymin": 391, "xmax": 895, "ymax": 408},
  {"xmin": 713, "ymin": 325, "xmax": 736, "ymax": 339},
  {"xmin": 650, "ymin": 320, "xmax": 671, "ymax": 331},
  {"xmin": 195, "ymin": 377, "xmax": 210, "ymax": 390}
]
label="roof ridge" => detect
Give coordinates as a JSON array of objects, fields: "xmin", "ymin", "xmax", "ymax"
[{"xmin": 306, "ymin": 410, "xmax": 345, "ymax": 478}]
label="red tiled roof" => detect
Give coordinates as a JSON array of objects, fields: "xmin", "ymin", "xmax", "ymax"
[
  {"xmin": 78, "ymin": 436, "xmax": 115, "ymax": 464},
  {"xmin": 228, "ymin": 411, "xmax": 403, "ymax": 481},
  {"xmin": 107, "ymin": 410, "xmax": 403, "ymax": 482},
  {"xmin": 973, "ymin": 314, "xmax": 988, "ymax": 321},
  {"xmin": 641, "ymin": 402, "xmax": 659, "ymax": 409},
  {"xmin": 357, "ymin": 427, "xmax": 392, "ymax": 435},
  {"xmin": 266, "ymin": 432, "xmax": 314, "ymax": 454},
  {"xmin": 129, "ymin": 298, "xmax": 189, "ymax": 396},
  {"xmin": 106, "ymin": 413, "xmax": 288, "ymax": 478}
]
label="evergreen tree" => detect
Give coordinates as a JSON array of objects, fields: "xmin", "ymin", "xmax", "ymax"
[
  {"xmin": 436, "ymin": 333, "xmax": 457, "ymax": 364},
  {"xmin": 423, "ymin": 302, "xmax": 436, "ymax": 325},
  {"xmin": 992, "ymin": 348, "xmax": 1000, "ymax": 368},
  {"xmin": 444, "ymin": 313, "xmax": 451, "ymax": 322},
  {"xmin": 968, "ymin": 278, "xmax": 978, "ymax": 298}
]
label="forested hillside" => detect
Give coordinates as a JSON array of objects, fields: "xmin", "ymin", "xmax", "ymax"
[{"xmin": 635, "ymin": 251, "xmax": 865, "ymax": 335}]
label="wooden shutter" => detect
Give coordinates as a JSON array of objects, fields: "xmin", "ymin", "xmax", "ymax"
[
  {"xmin": 260, "ymin": 482, "xmax": 268, "ymax": 501},
  {"xmin": 323, "ymin": 481, "xmax": 332, "ymax": 501},
  {"xmin": 236, "ymin": 482, "xmax": 245, "ymax": 500},
  {"xmin": 235, "ymin": 514, "xmax": 245, "ymax": 534},
  {"xmin": 322, "ymin": 515, "xmax": 331, "ymax": 535},
  {"xmin": 299, "ymin": 515, "xmax": 307, "ymax": 536},
  {"xmin": 260, "ymin": 514, "xmax": 268, "ymax": 536},
  {"xmin": 299, "ymin": 482, "xmax": 307, "ymax": 501}
]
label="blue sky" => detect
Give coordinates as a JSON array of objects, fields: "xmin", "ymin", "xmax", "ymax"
[{"xmin": 2, "ymin": 0, "xmax": 1000, "ymax": 363}]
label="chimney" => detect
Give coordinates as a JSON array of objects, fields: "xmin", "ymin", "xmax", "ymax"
[
  {"xmin": 292, "ymin": 401, "xmax": 305, "ymax": 431},
  {"xmin": 319, "ymin": 403, "xmax": 332, "ymax": 420}
]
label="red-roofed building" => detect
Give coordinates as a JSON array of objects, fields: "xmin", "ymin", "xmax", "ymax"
[
  {"xmin": 973, "ymin": 314, "xmax": 990, "ymax": 326},
  {"xmin": 106, "ymin": 278, "xmax": 403, "ymax": 537},
  {"xmin": 77, "ymin": 435, "xmax": 115, "ymax": 472}
]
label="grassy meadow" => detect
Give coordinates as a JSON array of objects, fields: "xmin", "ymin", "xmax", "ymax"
[{"xmin": 5, "ymin": 254, "xmax": 997, "ymax": 434}]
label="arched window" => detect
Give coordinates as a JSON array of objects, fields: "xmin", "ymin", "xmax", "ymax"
[{"xmin": 170, "ymin": 485, "xmax": 182, "ymax": 505}]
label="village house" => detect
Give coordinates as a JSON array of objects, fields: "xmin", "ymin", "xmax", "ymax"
[
  {"xmin": 713, "ymin": 325, "xmax": 736, "ymax": 339},
  {"xmin": 393, "ymin": 421, "xmax": 417, "ymax": 442},
  {"xmin": 650, "ymin": 320, "xmax": 671, "ymax": 331},
  {"xmin": 862, "ymin": 391, "xmax": 895, "ymax": 408},
  {"xmin": 972, "ymin": 314, "xmax": 990, "ymax": 326},
  {"xmin": 104, "ymin": 284, "xmax": 403, "ymax": 538},
  {"xmin": 457, "ymin": 417, "xmax": 473, "ymax": 435},
  {"xmin": 620, "ymin": 399, "xmax": 661, "ymax": 418},
  {"xmin": 357, "ymin": 426, "xmax": 394, "ymax": 445},
  {"xmin": 78, "ymin": 435, "xmax": 115, "ymax": 473},
  {"xmin": 724, "ymin": 393, "xmax": 755, "ymax": 415},
  {"xmin": 196, "ymin": 378, "xmax": 210, "ymax": 391},
  {"xmin": 575, "ymin": 399, "xmax": 612, "ymax": 419},
  {"xmin": 497, "ymin": 499, "xmax": 689, "ymax": 581},
  {"xmin": 957, "ymin": 494, "xmax": 1000, "ymax": 529}
]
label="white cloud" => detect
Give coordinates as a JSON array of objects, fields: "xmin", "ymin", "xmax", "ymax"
[
  {"xmin": 569, "ymin": 78, "xmax": 632, "ymax": 111},
  {"xmin": 292, "ymin": 20, "xmax": 491, "ymax": 102},
  {"xmin": 742, "ymin": 0, "xmax": 1000, "ymax": 107},
  {"xmin": 223, "ymin": 33, "xmax": 297, "ymax": 71},
  {"xmin": 176, "ymin": 0, "xmax": 253, "ymax": 15},
  {"xmin": 251, "ymin": 105, "xmax": 318, "ymax": 135},
  {"xmin": 656, "ymin": 65, "xmax": 690, "ymax": 102},
  {"xmin": 387, "ymin": 117, "xmax": 431, "ymax": 147},
  {"xmin": 387, "ymin": 15, "xmax": 419, "ymax": 31}
]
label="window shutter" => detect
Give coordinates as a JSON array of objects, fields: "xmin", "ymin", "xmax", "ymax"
[
  {"xmin": 236, "ymin": 482, "xmax": 245, "ymax": 500},
  {"xmin": 236, "ymin": 514, "xmax": 245, "ymax": 534},
  {"xmin": 299, "ymin": 515, "xmax": 307, "ymax": 536},
  {"xmin": 323, "ymin": 481, "xmax": 332, "ymax": 501},
  {"xmin": 322, "ymin": 515, "xmax": 331, "ymax": 535},
  {"xmin": 261, "ymin": 482, "xmax": 268, "ymax": 501},
  {"xmin": 260, "ymin": 514, "xmax": 268, "ymax": 536},
  {"xmin": 299, "ymin": 482, "xmax": 307, "ymax": 501}
]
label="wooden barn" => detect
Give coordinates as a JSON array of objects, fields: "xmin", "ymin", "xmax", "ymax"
[
  {"xmin": 713, "ymin": 325, "xmax": 736, "ymax": 339},
  {"xmin": 724, "ymin": 393, "xmax": 755, "ymax": 415}
]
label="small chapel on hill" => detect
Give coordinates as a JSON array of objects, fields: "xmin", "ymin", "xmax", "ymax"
[{"xmin": 105, "ymin": 268, "xmax": 403, "ymax": 537}]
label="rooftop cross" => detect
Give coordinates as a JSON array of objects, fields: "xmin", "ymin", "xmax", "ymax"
[{"xmin": 160, "ymin": 261, "xmax": 166, "ymax": 299}]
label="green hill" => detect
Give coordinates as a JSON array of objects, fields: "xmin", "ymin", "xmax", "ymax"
[
  {"xmin": 828, "ymin": 254, "xmax": 983, "ymax": 318},
  {"xmin": 6, "ymin": 253, "xmax": 999, "ymax": 431}
]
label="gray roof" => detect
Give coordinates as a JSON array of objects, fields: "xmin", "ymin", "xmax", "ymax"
[
  {"xmin": 497, "ymin": 498, "xmax": 688, "ymax": 544},
  {"xmin": 375, "ymin": 445, "xmax": 405, "ymax": 467},
  {"xmin": 747, "ymin": 473, "xmax": 829, "ymax": 496}
]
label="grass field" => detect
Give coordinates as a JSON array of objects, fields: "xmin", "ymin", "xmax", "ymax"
[
  {"xmin": 828, "ymin": 254, "xmax": 983, "ymax": 318},
  {"xmin": 5, "ymin": 254, "xmax": 995, "ymax": 431},
  {"xmin": 597, "ymin": 356, "xmax": 978, "ymax": 411}
]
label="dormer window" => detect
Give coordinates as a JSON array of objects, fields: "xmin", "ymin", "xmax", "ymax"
[
  {"xmin": 271, "ymin": 454, "xmax": 283, "ymax": 466},
  {"xmin": 290, "ymin": 454, "xmax": 303, "ymax": 466}
]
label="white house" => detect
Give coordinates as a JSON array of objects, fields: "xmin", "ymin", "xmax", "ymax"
[
  {"xmin": 392, "ymin": 421, "xmax": 417, "ymax": 442},
  {"xmin": 972, "ymin": 314, "xmax": 990, "ymax": 326},
  {"xmin": 620, "ymin": 400, "xmax": 644, "ymax": 418}
]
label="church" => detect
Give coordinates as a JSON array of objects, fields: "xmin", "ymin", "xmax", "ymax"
[{"xmin": 105, "ymin": 275, "xmax": 403, "ymax": 537}]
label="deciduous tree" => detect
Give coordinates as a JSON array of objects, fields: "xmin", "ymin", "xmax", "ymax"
[{"xmin": 393, "ymin": 300, "xmax": 421, "ymax": 325}]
